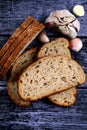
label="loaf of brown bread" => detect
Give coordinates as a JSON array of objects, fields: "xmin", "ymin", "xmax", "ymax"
[
  {"xmin": 38, "ymin": 37, "xmax": 77, "ymax": 106},
  {"xmin": 18, "ymin": 56, "xmax": 86, "ymax": 101},
  {"xmin": 0, "ymin": 16, "xmax": 33, "ymax": 60},
  {"xmin": 0, "ymin": 17, "xmax": 45, "ymax": 79},
  {"xmin": 0, "ymin": 17, "xmax": 35, "ymax": 70},
  {"xmin": 7, "ymin": 47, "xmax": 38, "ymax": 107}
]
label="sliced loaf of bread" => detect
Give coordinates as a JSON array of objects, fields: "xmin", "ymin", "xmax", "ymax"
[
  {"xmin": 0, "ymin": 16, "xmax": 34, "ymax": 60},
  {"xmin": 38, "ymin": 38, "xmax": 71, "ymax": 58},
  {"xmin": 7, "ymin": 47, "xmax": 38, "ymax": 107},
  {"xmin": 38, "ymin": 37, "xmax": 76, "ymax": 106},
  {"xmin": 18, "ymin": 56, "xmax": 86, "ymax": 101},
  {"xmin": 0, "ymin": 18, "xmax": 45, "ymax": 79},
  {"xmin": 0, "ymin": 16, "xmax": 34, "ymax": 69}
]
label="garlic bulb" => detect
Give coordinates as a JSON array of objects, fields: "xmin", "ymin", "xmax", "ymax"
[{"xmin": 45, "ymin": 9, "xmax": 80, "ymax": 39}]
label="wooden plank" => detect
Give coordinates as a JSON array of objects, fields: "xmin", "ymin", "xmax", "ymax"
[
  {"xmin": 0, "ymin": 0, "xmax": 87, "ymax": 129},
  {"xmin": 0, "ymin": 0, "xmax": 11, "ymax": 14},
  {"xmin": 0, "ymin": 89, "xmax": 87, "ymax": 129},
  {"xmin": 0, "ymin": 0, "xmax": 87, "ymax": 36},
  {"xmin": 0, "ymin": 36, "xmax": 9, "ymax": 48},
  {"xmin": 0, "ymin": 18, "xmax": 25, "ymax": 35}
]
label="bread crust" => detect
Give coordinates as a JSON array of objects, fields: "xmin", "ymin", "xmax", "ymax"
[
  {"xmin": 45, "ymin": 37, "xmax": 70, "ymax": 47},
  {"xmin": 0, "ymin": 17, "xmax": 35, "ymax": 70}
]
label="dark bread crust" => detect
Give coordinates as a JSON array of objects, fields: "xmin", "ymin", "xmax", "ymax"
[
  {"xmin": 0, "ymin": 17, "xmax": 35, "ymax": 70},
  {"xmin": 0, "ymin": 18, "xmax": 38, "ymax": 71},
  {"xmin": 0, "ymin": 16, "xmax": 34, "ymax": 63},
  {"xmin": 18, "ymin": 56, "xmax": 86, "ymax": 101},
  {"xmin": 0, "ymin": 21, "xmax": 45, "ymax": 79}
]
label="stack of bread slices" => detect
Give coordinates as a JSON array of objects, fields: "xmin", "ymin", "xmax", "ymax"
[
  {"xmin": 7, "ymin": 37, "xmax": 86, "ymax": 107},
  {"xmin": 0, "ymin": 16, "xmax": 45, "ymax": 79}
]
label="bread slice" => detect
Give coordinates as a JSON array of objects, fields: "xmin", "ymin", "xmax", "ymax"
[
  {"xmin": 0, "ymin": 16, "xmax": 34, "ymax": 63},
  {"xmin": 0, "ymin": 19, "xmax": 45, "ymax": 79},
  {"xmin": 18, "ymin": 56, "xmax": 86, "ymax": 101},
  {"xmin": 48, "ymin": 87, "xmax": 77, "ymax": 106},
  {"xmin": 38, "ymin": 37, "xmax": 77, "ymax": 106},
  {"xmin": 7, "ymin": 47, "xmax": 38, "ymax": 107},
  {"xmin": 0, "ymin": 17, "xmax": 38, "ymax": 70},
  {"xmin": 38, "ymin": 38, "xmax": 71, "ymax": 58}
]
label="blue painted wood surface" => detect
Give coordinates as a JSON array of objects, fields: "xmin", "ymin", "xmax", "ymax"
[{"xmin": 0, "ymin": 0, "xmax": 87, "ymax": 129}]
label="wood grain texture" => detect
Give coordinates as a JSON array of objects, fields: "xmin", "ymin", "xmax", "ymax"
[
  {"xmin": 0, "ymin": 0, "xmax": 87, "ymax": 129},
  {"xmin": 0, "ymin": 87, "xmax": 87, "ymax": 130},
  {"xmin": 0, "ymin": 0, "xmax": 87, "ymax": 36}
]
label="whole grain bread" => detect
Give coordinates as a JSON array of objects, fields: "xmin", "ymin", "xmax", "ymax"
[
  {"xmin": 48, "ymin": 87, "xmax": 77, "ymax": 106},
  {"xmin": 38, "ymin": 37, "xmax": 77, "ymax": 106},
  {"xmin": 38, "ymin": 38, "xmax": 71, "ymax": 58},
  {"xmin": 8, "ymin": 37, "xmax": 76, "ymax": 107},
  {"xmin": 0, "ymin": 16, "xmax": 34, "ymax": 67},
  {"xmin": 7, "ymin": 47, "xmax": 38, "ymax": 107},
  {"xmin": 18, "ymin": 56, "xmax": 86, "ymax": 101},
  {"xmin": 0, "ymin": 18, "xmax": 45, "ymax": 79}
]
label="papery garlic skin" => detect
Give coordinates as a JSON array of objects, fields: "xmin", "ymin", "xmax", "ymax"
[
  {"xmin": 38, "ymin": 32, "xmax": 50, "ymax": 44},
  {"xmin": 45, "ymin": 10, "xmax": 80, "ymax": 39},
  {"xmin": 69, "ymin": 38, "xmax": 83, "ymax": 52}
]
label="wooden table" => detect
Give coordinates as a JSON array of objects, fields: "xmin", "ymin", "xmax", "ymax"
[{"xmin": 0, "ymin": 0, "xmax": 87, "ymax": 129}]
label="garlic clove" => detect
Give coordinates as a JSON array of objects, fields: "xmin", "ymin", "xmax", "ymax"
[
  {"xmin": 68, "ymin": 25, "xmax": 77, "ymax": 39},
  {"xmin": 69, "ymin": 38, "xmax": 83, "ymax": 52},
  {"xmin": 72, "ymin": 19, "xmax": 80, "ymax": 32},
  {"xmin": 73, "ymin": 5, "xmax": 85, "ymax": 16},
  {"xmin": 38, "ymin": 32, "xmax": 50, "ymax": 44},
  {"xmin": 45, "ymin": 16, "xmax": 59, "ymax": 25}
]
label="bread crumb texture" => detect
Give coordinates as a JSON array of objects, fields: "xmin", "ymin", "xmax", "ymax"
[
  {"xmin": 18, "ymin": 56, "xmax": 86, "ymax": 101},
  {"xmin": 38, "ymin": 38, "xmax": 71, "ymax": 58},
  {"xmin": 48, "ymin": 87, "xmax": 77, "ymax": 106}
]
